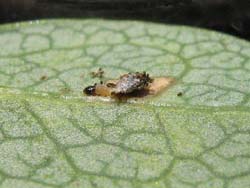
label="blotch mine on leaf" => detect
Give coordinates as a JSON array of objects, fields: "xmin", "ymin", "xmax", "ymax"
[{"xmin": 83, "ymin": 72, "xmax": 174, "ymax": 99}]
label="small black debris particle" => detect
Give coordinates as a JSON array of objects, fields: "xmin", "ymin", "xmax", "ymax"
[
  {"xmin": 177, "ymin": 92, "xmax": 183, "ymax": 97},
  {"xmin": 40, "ymin": 75, "xmax": 48, "ymax": 81}
]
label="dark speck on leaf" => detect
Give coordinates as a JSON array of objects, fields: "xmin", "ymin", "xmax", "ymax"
[
  {"xmin": 177, "ymin": 92, "xmax": 183, "ymax": 97},
  {"xmin": 40, "ymin": 75, "xmax": 48, "ymax": 81}
]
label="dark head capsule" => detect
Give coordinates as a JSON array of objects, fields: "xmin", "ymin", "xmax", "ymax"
[{"xmin": 83, "ymin": 85, "xmax": 96, "ymax": 96}]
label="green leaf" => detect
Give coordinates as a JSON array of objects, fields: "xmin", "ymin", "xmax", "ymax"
[{"xmin": 1, "ymin": 19, "xmax": 250, "ymax": 188}]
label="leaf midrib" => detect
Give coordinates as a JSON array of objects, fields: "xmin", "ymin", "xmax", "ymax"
[{"xmin": 1, "ymin": 86, "xmax": 249, "ymax": 113}]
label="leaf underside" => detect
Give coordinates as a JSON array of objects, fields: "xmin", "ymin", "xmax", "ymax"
[{"xmin": 0, "ymin": 19, "xmax": 250, "ymax": 188}]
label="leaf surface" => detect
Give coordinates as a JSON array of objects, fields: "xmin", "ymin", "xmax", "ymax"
[{"xmin": 0, "ymin": 19, "xmax": 250, "ymax": 188}]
